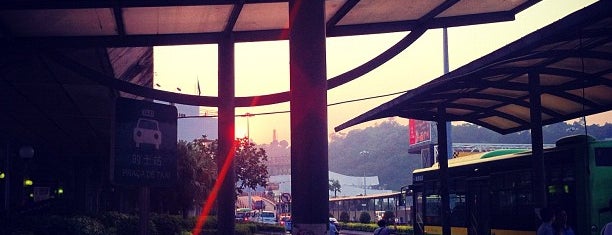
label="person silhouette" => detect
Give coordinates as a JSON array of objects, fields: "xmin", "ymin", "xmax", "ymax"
[
  {"xmin": 553, "ymin": 208, "xmax": 574, "ymax": 235},
  {"xmin": 537, "ymin": 207, "xmax": 555, "ymax": 235},
  {"xmin": 329, "ymin": 218, "xmax": 338, "ymax": 235},
  {"xmin": 601, "ymin": 199, "xmax": 612, "ymax": 235},
  {"xmin": 374, "ymin": 219, "xmax": 393, "ymax": 235}
]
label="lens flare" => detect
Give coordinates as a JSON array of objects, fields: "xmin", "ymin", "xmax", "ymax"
[{"xmin": 192, "ymin": 140, "xmax": 238, "ymax": 235}]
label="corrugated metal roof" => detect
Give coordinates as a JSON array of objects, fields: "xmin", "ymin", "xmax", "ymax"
[{"xmin": 336, "ymin": 0, "xmax": 612, "ymax": 134}]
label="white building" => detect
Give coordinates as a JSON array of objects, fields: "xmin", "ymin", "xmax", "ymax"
[{"xmin": 269, "ymin": 171, "xmax": 392, "ymax": 198}]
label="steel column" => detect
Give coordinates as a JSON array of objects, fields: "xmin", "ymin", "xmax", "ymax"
[
  {"xmin": 529, "ymin": 72, "xmax": 547, "ymax": 210},
  {"xmin": 217, "ymin": 34, "xmax": 236, "ymax": 235},
  {"xmin": 437, "ymin": 107, "xmax": 451, "ymax": 235},
  {"xmin": 289, "ymin": 0, "xmax": 329, "ymax": 233}
]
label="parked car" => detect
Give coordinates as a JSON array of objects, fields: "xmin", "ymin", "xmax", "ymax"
[
  {"xmin": 253, "ymin": 210, "xmax": 277, "ymax": 224},
  {"xmin": 235, "ymin": 212, "xmax": 251, "ymax": 222},
  {"xmin": 235, "ymin": 208, "xmax": 254, "ymax": 222}
]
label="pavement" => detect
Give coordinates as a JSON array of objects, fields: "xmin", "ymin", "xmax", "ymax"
[
  {"xmin": 256, "ymin": 230, "xmax": 371, "ymax": 235},
  {"xmin": 339, "ymin": 230, "xmax": 372, "ymax": 235}
]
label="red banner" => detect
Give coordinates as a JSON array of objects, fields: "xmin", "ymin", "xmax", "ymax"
[{"xmin": 409, "ymin": 119, "xmax": 431, "ymax": 145}]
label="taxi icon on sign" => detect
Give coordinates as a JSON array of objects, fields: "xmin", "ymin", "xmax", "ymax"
[{"xmin": 133, "ymin": 118, "xmax": 162, "ymax": 149}]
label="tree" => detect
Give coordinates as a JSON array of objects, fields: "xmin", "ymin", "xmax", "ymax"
[
  {"xmin": 339, "ymin": 211, "xmax": 350, "ymax": 223},
  {"xmin": 151, "ymin": 136, "xmax": 269, "ymax": 217},
  {"xmin": 329, "ymin": 179, "xmax": 341, "ymax": 197},
  {"xmin": 188, "ymin": 136, "xmax": 269, "ymax": 196},
  {"xmin": 233, "ymin": 137, "xmax": 269, "ymax": 195},
  {"xmin": 329, "ymin": 120, "xmax": 417, "ymax": 191},
  {"xmin": 329, "ymin": 120, "xmax": 612, "ymax": 193},
  {"xmin": 149, "ymin": 138, "xmax": 216, "ymax": 217},
  {"xmin": 175, "ymin": 138, "xmax": 216, "ymax": 218}
]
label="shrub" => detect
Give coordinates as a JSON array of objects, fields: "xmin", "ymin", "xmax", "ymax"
[
  {"xmin": 235, "ymin": 224, "xmax": 253, "ymax": 235},
  {"xmin": 180, "ymin": 216, "xmax": 196, "ymax": 231},
  {"xmin": 341, "ymin": 222, "xmax": 413, "ymax": 234},
  {"xmin": 202, "ymin": 215, "xmax": 218, "ymax": 229},
  {"xmin": 358, "ymin": 211, "xmax": 371, "ymax": 224},
  {"xmin": 240, "ymin": 223, "xmax": 258, "ymax": 234},
  {"xmin": 16, "ymin": 215, "xmax": 71, "ymax": 234},
  {"xmin": 98, "ymin": 211, "xmax": 133, "ymax": 228},
  {"xmin": 151, "ymin": 214, "xmax": 183, "ymax": 235},
  {"xmin": 107, "ymin": 213, "xmax": 157, "ymax": 235},
  {"xmin": 114, "ymin": 215, "xmax": 139, "ymax": 235},
  {"xmin": 8, "ymin": 212, "xmax": 221, "ymax": 235},
  {"xmin": 10, "ymin": 214, "xmax": 108, "ymax": 235},
  {"xmin": 67, "ymin": 215, "xmax": 107, "ymax": 235},
  {"xmin": 339, "ymin": 211, "xmax": 350, "ymax": 223},
  {"xmin": 255, "ymin": 223, "xmax": 285, "ymax": 232}
]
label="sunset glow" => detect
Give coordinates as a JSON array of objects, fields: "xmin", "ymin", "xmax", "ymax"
[{"xmin": 154, "ymin": 0, "xmax": 607, "ymax": 145}]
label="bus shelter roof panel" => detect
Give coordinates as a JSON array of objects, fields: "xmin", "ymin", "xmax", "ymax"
[
  {"xmin": 335, "ymin": 1, "xmax": 612, "ymax": 134},
  {"xmin": 123, "ymin": 5, "xmax": 233, "ymax": 34},
  {"xmin": 0, "ymin": 0, "xmax": 538, "ymax": 47}
]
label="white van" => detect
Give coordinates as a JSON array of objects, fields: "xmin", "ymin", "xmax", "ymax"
[{"xmin": 253, "ymin": 210, "xmax": 276, "ymax": 224}]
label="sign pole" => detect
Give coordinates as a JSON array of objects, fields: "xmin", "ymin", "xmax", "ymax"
[{"xmin": 139, "ymin": 186, "xmax": 150, "ymax": 235}]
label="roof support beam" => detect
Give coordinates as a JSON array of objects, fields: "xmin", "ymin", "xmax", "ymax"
[
  {"xmin": 547, "ymin": 90, "xmax": 601, "ymax": 108},
  {"xmin": 529, "ymin": 72, "xmax": 547, "ymax": 211},
  {"xmin": 224, "ymin": 1, "xmax": 244, "ymax": 33},
  {"xmin": 407, "ymin": 102, "xmax": 531, "ymax": 126},
  {"xmin": 113, "ymin": 7, "xmax": 126, "ymax": 36},
  {"xmin": 325, "ymin": 0, "xmax": 359, "ymax": 32},
  {"xmin": 328, "ymin": 0, "xmax": 461, "ymax": 89},
  {"xmin": 215, "ymin": 34, "xmax": 236, "ymax": 235},
  {"xmin": 436, "ymin": 106, "xmax": 451, "ymax": 235},
  {"xmin": 421, "ymin": 93, "xmax": 562, "ymax": 118}
]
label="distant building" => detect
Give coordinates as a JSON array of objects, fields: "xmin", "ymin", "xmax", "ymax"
[
  {"xmin": 259, "ymin": 130, "xmax": 291, "ymax": 176},
  {"xmin": 258, "ymin": 130, "xmax": 391, "ymax": 197},
  {"xmin": 269, "ymin": 172, "xmax": 391, "ymax": 197}
]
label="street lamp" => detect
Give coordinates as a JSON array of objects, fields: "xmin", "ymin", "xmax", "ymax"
[
  {"xmin": 360, "ymin": 150, "xmax": 370, "ymax": 195},
  {"xmin": 244, "ymin": 113, "xmax": 252, "ymax": 143}
]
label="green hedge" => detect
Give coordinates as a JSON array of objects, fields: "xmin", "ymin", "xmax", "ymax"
[
  {"xmin": 9, "ymin": 214, "xmax": 109, "ymax": 235},
  {"xmin": 339, "ymin": 222, "xmax": 414, "ymax": 235},
  {"xmin": 6, "ymin": 213, "xmax": 285, "ymax": 235}
]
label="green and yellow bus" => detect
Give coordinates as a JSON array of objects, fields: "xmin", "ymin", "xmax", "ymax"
[{"xmin": 410, "ymin": 135, "xmax": 612, "ymax": 235}]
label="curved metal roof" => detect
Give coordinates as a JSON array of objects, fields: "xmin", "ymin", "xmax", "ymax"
[
  {"xmin": 0, "ymin": 0, "xmax": 541, "ymax": 155},
  {"xmin": 0, "ymin": 0, "xmax": 537, "ymax": 47},
  {"xmin": 335, "ymin": 0, "xmax": 612, "ymax": 134}
]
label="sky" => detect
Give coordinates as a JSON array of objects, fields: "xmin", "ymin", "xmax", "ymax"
[{"xmin": 154, "ymin": 0, "xmax": 609, "ymax": 145}]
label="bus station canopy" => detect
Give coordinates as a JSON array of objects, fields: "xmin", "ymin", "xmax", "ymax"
[
  {"xmin": 335, "ymin": 0, "xmax": 612, "ymax": 135},
  {"xmin": 0, "ymin": 0, "xmax": 537, "ymax": 47},
  {"xmin": 0, "ymin": 0, "xmax": 541, "ymax": 156}
]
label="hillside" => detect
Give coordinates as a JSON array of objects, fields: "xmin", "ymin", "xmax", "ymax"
[{"xmin": 328, "ymin": 120, "xmax": 612, "ymax": 191}]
